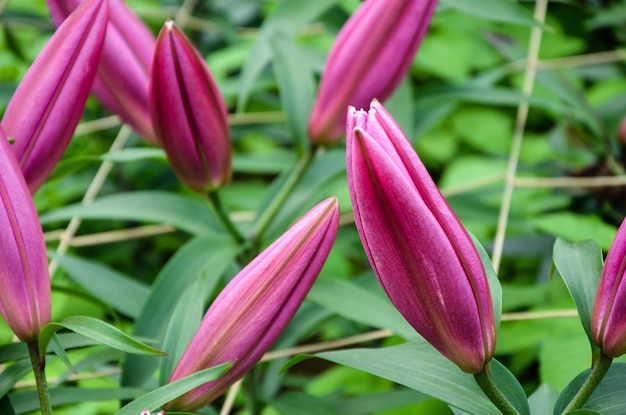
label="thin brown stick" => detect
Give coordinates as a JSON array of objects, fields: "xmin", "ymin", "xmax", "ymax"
[{"xmin": 492, "ymin": 0, "xmax": 548, "ymax": 273}]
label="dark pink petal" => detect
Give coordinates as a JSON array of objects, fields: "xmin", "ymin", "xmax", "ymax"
[
  {"xmin": 150, "ymin": 21, "xmax": 231, "ymax": 193},
  {"xmin": 308, "ymin": 0, "xmax": 437, "ymax": 145},
  {"xmin": 2, "ymin": 0, "xmax": 107, "ymax": 193},
  {"xmin": 0, "ymin": 127, "xmax": 51, "ymax": 342},
  {"xmin": 165, "ymin": 198, "xmax": 339, "ymax": 411},
  {"xmin": 592, "ymin": 218, "xmax": 626, "ymax": 357},
  {"xmin": 347, "ymin": 100, "xmax": 495, "ymax": 373},
  {"xmin": 47, "ymin": 0, "xmax": 156, "ymax": 142}
]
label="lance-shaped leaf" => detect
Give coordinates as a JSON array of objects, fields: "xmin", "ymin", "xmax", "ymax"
[
  {"xmin": 0, "ymin": 126, "xmax": 51, "ymax": 342},
  {"xmin": 308, "ymin": 0, "xmax": 437, "ymax": 145},
  {"xmin": 46, "ymin": 0, "xmax": 156, "ymax": 142},
  {"xmin": 2, "ymin": 0, "xmax": 107, "ymax": 193},
  {"xmin": 165, "ymin": 198, "xmax": 339, "ymax": 411},
  {"xmin": 150, "ymin": 20, "xmax": 232, "ymax": 193},
  {"xmin": 346, "ymin": 100, "xmax": 496, "ymax": 374}
]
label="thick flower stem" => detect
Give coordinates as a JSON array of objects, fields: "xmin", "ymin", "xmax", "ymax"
[
  {"xmin": 560, "ymin": 352, "xmax": 613, "ymax": 414},
  {"xmin": 27, "ymin": 340, "xmax": 52, "ymax": 415},
  {"xmin": 248, "ymin": 149, "xmax": 314, "ymax": 246},
  {"xmin": 474, "ymin": 364, "xmax": 521, "ymax": 415},
  {"xmin": 207, "ymin": 190, "xmax": 246, "ymax": 245}
]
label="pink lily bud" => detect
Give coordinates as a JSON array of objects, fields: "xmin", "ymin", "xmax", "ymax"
[
  {"xmin": 0, "ymin": 127, "xmax": 51, "ymax": 342},
  {"xmin": 150, "ymin": 20, "xmax": 232, "ymax": 193},
  {"xmin": 346, "ymin": 100, "xmax": 495, "ymax": 374},
  {"xmin": 2, "ymin": 0, "xmax": 107, "ymax": 193},
  {"xmin": 592, "ymin": 218, "xmax": 626, "ymax": 357},
  {"xmin": 165, "ymin": 198, "xmax": 339, "ymax": 411},
  {"xmin": 307, "ymin": 0, "xmax": 437, "ymax": 145},
  {"xmin": 46, "ymin": 0, "xmax": 156, "ymax": 142}
]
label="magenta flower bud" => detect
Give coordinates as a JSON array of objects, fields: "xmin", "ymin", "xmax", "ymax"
[
  {"xmin": 307, "ymin": 0, "xmax": 437, "ymax": 145},
  {"xmin": 346, "ymin": 100, "xmax": 495, "ymax": 373},
  {"xmin": 46, "ymin": 0, "xmax": 156, "ymax": 142},
  {"xmin": 165, "ymin": 198, "xmax": 339, "ymax": 411},
  {"xmin": 592, "ymin": 218, "xmax": 626, "ymax": 357},
  {"xmin": 2, "ymin": 0, "xmax": 107, "ymax": 193},
  {"xmin": 150, "ymin": 20, "xmax": 232, "ymax": 193},
  {"xmin": 0, "ymin": 127, "xmax": 51, "ymax": 342}
]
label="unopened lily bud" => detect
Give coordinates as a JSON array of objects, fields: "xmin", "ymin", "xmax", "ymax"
[
  {"xmin": 592, "ymin": 217, "xmax": 626, "ymax": 357},
  {"xmin": 0, "ymin": 126, "xmax": 51, "ymax": 342},
  {"xmin": 308, "ymin": 0, "xmax": 437, "ymax": 145},
  {"xmin": 150, "ymin": 21, "xmax": 232, "ymax": 193},
  {"xmin": 47, "ymin": 0, "xmax": 156, "ymax": 142},
  {"xmin": 2, "ymin": 0, "xmax": 107, "ymax": 192},
  {"xmin": 165, "ymin": 198, "xmax": 339, "ymax": 411},
  {"xmin": 347, "ymin": 100, "xmax": 496, "ymax": 373}
]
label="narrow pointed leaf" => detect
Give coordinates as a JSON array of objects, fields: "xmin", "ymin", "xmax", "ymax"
[
  {"xmin": 553, "ymin": 238, "xmax": 603, "ymax": 343},
  {"xmin": 115, "ymin": 363, "xmax": 232, "ymax": 415},
  {"xmin": 39, "ymin": 316, "xmax": 167, "ymax": 357}
]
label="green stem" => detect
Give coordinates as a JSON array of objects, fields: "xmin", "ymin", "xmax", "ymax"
[
  {"xmin": 27, "ymin": 340, "xmax": 52, "ymax": 415},
  {"xmin": 560, "ymin": 352, "xmax": 613, "ymax": 414},
  {"xmin": 248, "ymin": 149, "xmax": 314, "ymax": 246},
  {"xmin": 474, "ymin": 364, "xmax": 521, "ymax": 415},
  {"xmin": 207, "ymin": 190, "xmax": 246, "ymax": 245}
]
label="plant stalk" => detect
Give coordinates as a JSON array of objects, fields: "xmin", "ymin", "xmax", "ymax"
[
  {"xmin": 474, "ymin": 364, "xmax": 521, "ymax": 415},
  {"xmin": 27, "ymin": 340, "xmax": 52, "ymax": 415},
  {"xmin": 560, "ymin": 352, "xmax": 613, "ymax": 414},
  {"xmin": 207, "ymin": 190, "xmax": 246, "ymax": 245},
  {"xmin": 248, "ymin": 149, "xmax": 313, "ymax": 246}
]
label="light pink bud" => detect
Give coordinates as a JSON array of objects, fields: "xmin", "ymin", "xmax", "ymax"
[
  {"xmin": 346, "ymin": 100, "xmax": 495, "ymax": 373},
  {"xmin": 592, "ymin": 218, "xmax": 626, "ymax": 357},
  {"xmin": 308, "ymin": 0, "xmax": 437, "ymax": 145},
  {"xmin": 2, "ymin": 0, "xmax": 107, "ymax": 193},
  {"xmin": 0, "ymin": 127, "xmax": 51, "ymax": 342},
  {"xmin": 46, "ymin": 0, "xmax": 156, "ymax": 142},
  {"xmin": 165, "ymin": 198, "xmax": 339, "ymax": 411},
  {"xmin": 150, "ymin": 20, "xmax": 232, "ymax": 193}
]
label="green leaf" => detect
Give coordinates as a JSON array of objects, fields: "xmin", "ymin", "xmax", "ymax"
[
  {"xmin": 49, "ymin": 333, "xmax": 75, "ymax": 373},
  {"xmin": 0, "ymin": 395, "xmax": 16, "ymax": 415},
  {"xmin": 315, "ymin": 339, "xmax": 501, "ymax": 414},
  {"xmin": 491, "ymin": 359, "xmax": 530, "ymax": 415},
  {"xmin": 554, "ymin": 363, "xmax": 626, "ymax": 414},
  {"xmin": 440, "ymin": 0, "xmax": 539, "ymax": 27},
  {"xmin": 529, "ymin": 384, "xmax": 558, "ymax": 415},
  {"xmin": 269, "ymin": 32, "xmax": 314, "ymax": 156},
  {"xmin": 271, "ymin": 392, "xmax": 339, "ymax": 415},
  {"xmin": 0, "ymin": 359, "xmax": 31, "ymax": 399},
  {"xmin": 51, "ymin": 253, "xmax": 150, "ymax": 318},
  {"xmin": 39, "ymin": 191, "xmax": 223, "ymax": 236},
  {"xmin": 237, "ymin": 0, "xmax": 338, "ymax": 111},
  {"xmin": 115, "ymin": 363, "xmax": 232, "ymax": 415},
  {"xmin": 532, "ymin": 213, "xmax": 618, "ymax": 251},
  {"xmin": 39, "ymin": 316, "xmax": 167, "ymax": 358},
  {"xmin": 9, "ymin": 387, "xmax": 145, "ymax": 413},
  {"xmin": 332, "ymin": 390, "xmax": 430, "ymax": 415},
  {"xmin": 470, "ymin": 233, "xmax": 502, "ymax": 329},
  {"xmin": 122, "ymin": 237, "xmax": 240, "ymax": 387},
  {"xmin": 307, "ymin": 278, "xmax": 417, "ymax": 339},
  {"xmin": 159, "ymin": 272, "xmax": 218, "ymax": 386},
  {"xmin": 553, "ymin": 239, "xmax": 603, "ymax": 345}
]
